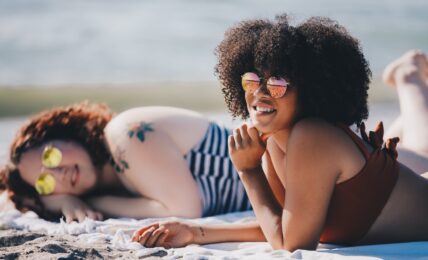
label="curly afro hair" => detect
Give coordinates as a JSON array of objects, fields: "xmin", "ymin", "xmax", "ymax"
[
  {"xmin": 0, "ymin": 101, "xmax": 113, "ymax": 220},
  {"xmin": 215, "ymin": 14, "xmax": 371, "ymax": 126}
]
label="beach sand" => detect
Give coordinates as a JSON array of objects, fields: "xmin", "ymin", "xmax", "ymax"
[
  {"xmin": 0, "ymin": 193, "xmax": 145, "ymax": 260},
  {"xmin": 0, "ymin": 229, "xmax": 155, "ymax": 259}
]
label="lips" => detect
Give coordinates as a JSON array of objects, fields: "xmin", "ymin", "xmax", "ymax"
[
  {"xmin": 71, "ymin": 165, "xmax": 79, "ymax": 187},
  {"xmin": 252, "ymin": 101, "xmax": 276, "ymax": 114}
]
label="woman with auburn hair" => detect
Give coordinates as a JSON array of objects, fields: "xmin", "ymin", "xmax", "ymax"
[
  {"xmin": 0, "ymin": 102, "xmax": 252, "ymax": 222},
  {"xmin": 133, "ymin": 14, "xmax": 428, "ymax": 251}
]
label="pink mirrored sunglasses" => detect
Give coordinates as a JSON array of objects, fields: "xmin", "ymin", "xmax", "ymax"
[{"xmin": 241, "ymin": 72, "xmax": 289, "ymax": 98}]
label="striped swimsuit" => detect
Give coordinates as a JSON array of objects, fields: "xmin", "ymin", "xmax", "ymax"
[{"xmin": 184, "ymin": 122, "xmax": 252, "ymax": 216}]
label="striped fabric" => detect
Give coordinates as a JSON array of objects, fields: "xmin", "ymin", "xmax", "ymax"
[{"xmin": 184, "ymin": 122, "xmax": 252, "ymax": 216}]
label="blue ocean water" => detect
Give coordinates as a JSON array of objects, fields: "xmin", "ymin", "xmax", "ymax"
[{"xmin": 0, "ymin": 0, "xmax": 427, "ymax": 85}]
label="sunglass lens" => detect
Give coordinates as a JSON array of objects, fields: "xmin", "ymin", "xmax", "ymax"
[
  {"xmin": 267, "ymin": 77, "xmax": 288, "ymax": 98},
  {"xmin": 242, "ymin": 80, "xmax": 260, "ymax": 93},
  {"xmin": 35, "ymin": 172, "xmax": 56, "ymax": 195},
  {"xmin": 42, "ymin": 145, "xmax": 62, "ymax": 168},
  {"xmin": 242, "ymin": 73, "xmax": 260, "ymax": 93},
  {"xmin": 268, "ymin": 85, "xmax": 287, "ymax": 98}
]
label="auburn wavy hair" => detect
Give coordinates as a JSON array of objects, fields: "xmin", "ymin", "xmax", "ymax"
[
  {"xmin": 0, "ymin": 101, "xmax": 113, "ymax": 220},
  {"xmin": 215, "ymin": 14, "xmax": 371, "ymax": 126}
]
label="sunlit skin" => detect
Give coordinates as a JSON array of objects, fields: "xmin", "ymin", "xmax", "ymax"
[{"xmin": 133, "ymin": 52, "xmax": 428, "ymax": 251}]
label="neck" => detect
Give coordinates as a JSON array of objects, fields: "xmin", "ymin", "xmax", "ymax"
[{"xmin": 270, "ymin": 129, "xmax": 291, "ymax": 153}]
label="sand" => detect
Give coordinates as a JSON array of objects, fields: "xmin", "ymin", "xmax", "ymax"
[
  {"xmin": 0, "ymin": 229, "xmax": 160, "ymax": 260},
  {"xmin": 0, "ymin": 191, "xmax": 164, "ymax": 259}
]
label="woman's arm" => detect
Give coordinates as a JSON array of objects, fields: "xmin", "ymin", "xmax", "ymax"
[
  {"xmin": 236, "ymin": 166, "xmax": 285, "ymax": 248},
  {"xmin": 276, "ymin": 121, "xmax": 340, "ymax": 250},
  {"xmin": 132, "ymin": 220, "xmax": 265, "ymax": 248},
  {"xmin": 229, "ymin": 124, "xmax": 285, "ymax": 248},
  {"xmin": 230, "ymin": 121, "xmax": 340, "ymax": 251},
  {"xmin": 194, "ymin": 221, "xmax": 266, "ymax": 244},
  {"xmin": 87, "ymin": 195, "xmax": 180, "ymax": 219}
]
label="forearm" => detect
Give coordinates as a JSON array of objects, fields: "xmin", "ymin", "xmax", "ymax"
[
  {"xmin": 87, "ymin": 196, "xmax": 172, "ymax": 219},
  {"xmin": 192, "ymin": 220, "xmax": 265, "ymax": 244},
  {"xmin": 238, "ymin": 166, "xmax": 285, "ymax": 249}
]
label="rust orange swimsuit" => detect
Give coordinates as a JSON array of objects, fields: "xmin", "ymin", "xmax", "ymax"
[{"xmin": 319, "ymin": 122, "xmax": 400, "ymax": 245}]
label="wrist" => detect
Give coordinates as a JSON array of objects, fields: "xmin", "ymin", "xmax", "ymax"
[
  {"xmin": 238, "ymin": 165, "xmax": 263, "ymax": 176},
  {"xmin": 191, "ymin": 224, "xmax": 205, "ymax": 244}
]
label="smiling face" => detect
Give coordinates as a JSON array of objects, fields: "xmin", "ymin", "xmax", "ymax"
[
  {"xmin": 245, "ymin": 73, "xmax": 299, "ymax": 135},
  {"xmin": 17, "ymin": 140, "xmax": 98, "ymax": 196}
]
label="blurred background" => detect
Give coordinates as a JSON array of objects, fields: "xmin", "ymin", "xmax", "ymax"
[{"xmin": 0, "ymin": 0, "xmax": 428, "ymax": 162}]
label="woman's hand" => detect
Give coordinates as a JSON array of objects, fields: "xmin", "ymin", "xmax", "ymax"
[
  {"xmin": 41, "ymin": 194, "xmax": 103, "ymax": 222},
  {"xmin": 228, "ymin": 124, "xmax": 266, "ymax": 172},
  {"xmin": 62, "ymin": 195, "xmax": 103, "ymax": 223},
  {"xmin": 132, "ymin": 221, "xmax": 196, "ymax": 248}
]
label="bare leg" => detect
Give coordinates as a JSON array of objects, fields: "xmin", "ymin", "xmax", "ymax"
[
  {"xmin": 396, "ymin": 147, "xmax": 428, "ymax": 174},
  {"xmin": 382, "ymin": 50, "xmax": 428, "ymax": 173}
]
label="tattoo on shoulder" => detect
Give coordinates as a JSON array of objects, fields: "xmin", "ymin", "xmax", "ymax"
[
  {"xmin": 127, "ymin": 122, "xmax": 154, "ymax": 142},
  {"xmin": 110, "ymin": 147, "xmax": 130, "ymax": 174}
]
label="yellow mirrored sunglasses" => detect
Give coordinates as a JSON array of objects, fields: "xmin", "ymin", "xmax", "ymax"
[{"xmin": 34, "ymin": 145, "xmax": 62, "ymax": 195}]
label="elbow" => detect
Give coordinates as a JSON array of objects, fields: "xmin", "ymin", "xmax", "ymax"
[
  {"xmin": 271, "ymin": 242, "xmax": 286, "ymax": 251},
  {"xmin": 268, "ymin": 233, "xmax": 287, "ymax": 251},
  {"xmin": 273, "ymin": 242, "xmax": 317, "ymax": 252},
  {"xmin": 271, "ymin": 238, "xmax": 318, "ymax": 252},
  {"xmin": 272, "ymin": 244, "xmax": 315, "ymax": 253}
]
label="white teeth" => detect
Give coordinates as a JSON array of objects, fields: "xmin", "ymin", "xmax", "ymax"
[{"xmin": 255, "ymin": 106, "xmax": 274, "ymax": 113}]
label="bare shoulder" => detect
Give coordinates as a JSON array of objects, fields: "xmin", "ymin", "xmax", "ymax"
[
  {"xmin": 289, "ymin": 118, "xmax": 370, "ymax": 184},
  {"xmin": 287, "ymin": 118, "xmax": 355, "ymax": 176},
  {"xmin": 287, "ymin": 118, "xmax": 342, "ymax": 163},
  {"xmin": 289, "ymin": 118, "xmax": 346, "ymax": 148}
]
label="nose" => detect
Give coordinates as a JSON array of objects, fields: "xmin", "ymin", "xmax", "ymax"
[
  {"xmin": 48, "ymin": 166, "xmax": 67, "ymax": 181},
  {"xmin": 253, "ymin": 82, "xmax": 270, "ymax": 97}
]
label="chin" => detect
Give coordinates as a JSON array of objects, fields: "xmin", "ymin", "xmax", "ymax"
[
  {"xmin": 250, "ymin": 113, "xmax": 274, "ymax": 132},
  {"xmin": 251, "ymin": 122, "xmax": 273, "ymax": 135},
  {"xmin": 253, "ymin": 120, "xmax": 288, "ymax": 136}
]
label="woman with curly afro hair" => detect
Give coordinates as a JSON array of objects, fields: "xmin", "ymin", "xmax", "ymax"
[
  {"xmin": 1, "ymin": 102, "xmax": 254, "ymax": 223},
  {"xmin": 134, "ymin": 15, "xmax": 428, "ymax": 251}
]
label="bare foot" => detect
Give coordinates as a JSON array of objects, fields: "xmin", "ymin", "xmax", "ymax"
[{"xmin": 382, "ymin": 50, "xmax": 428, "ymax": 87}]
